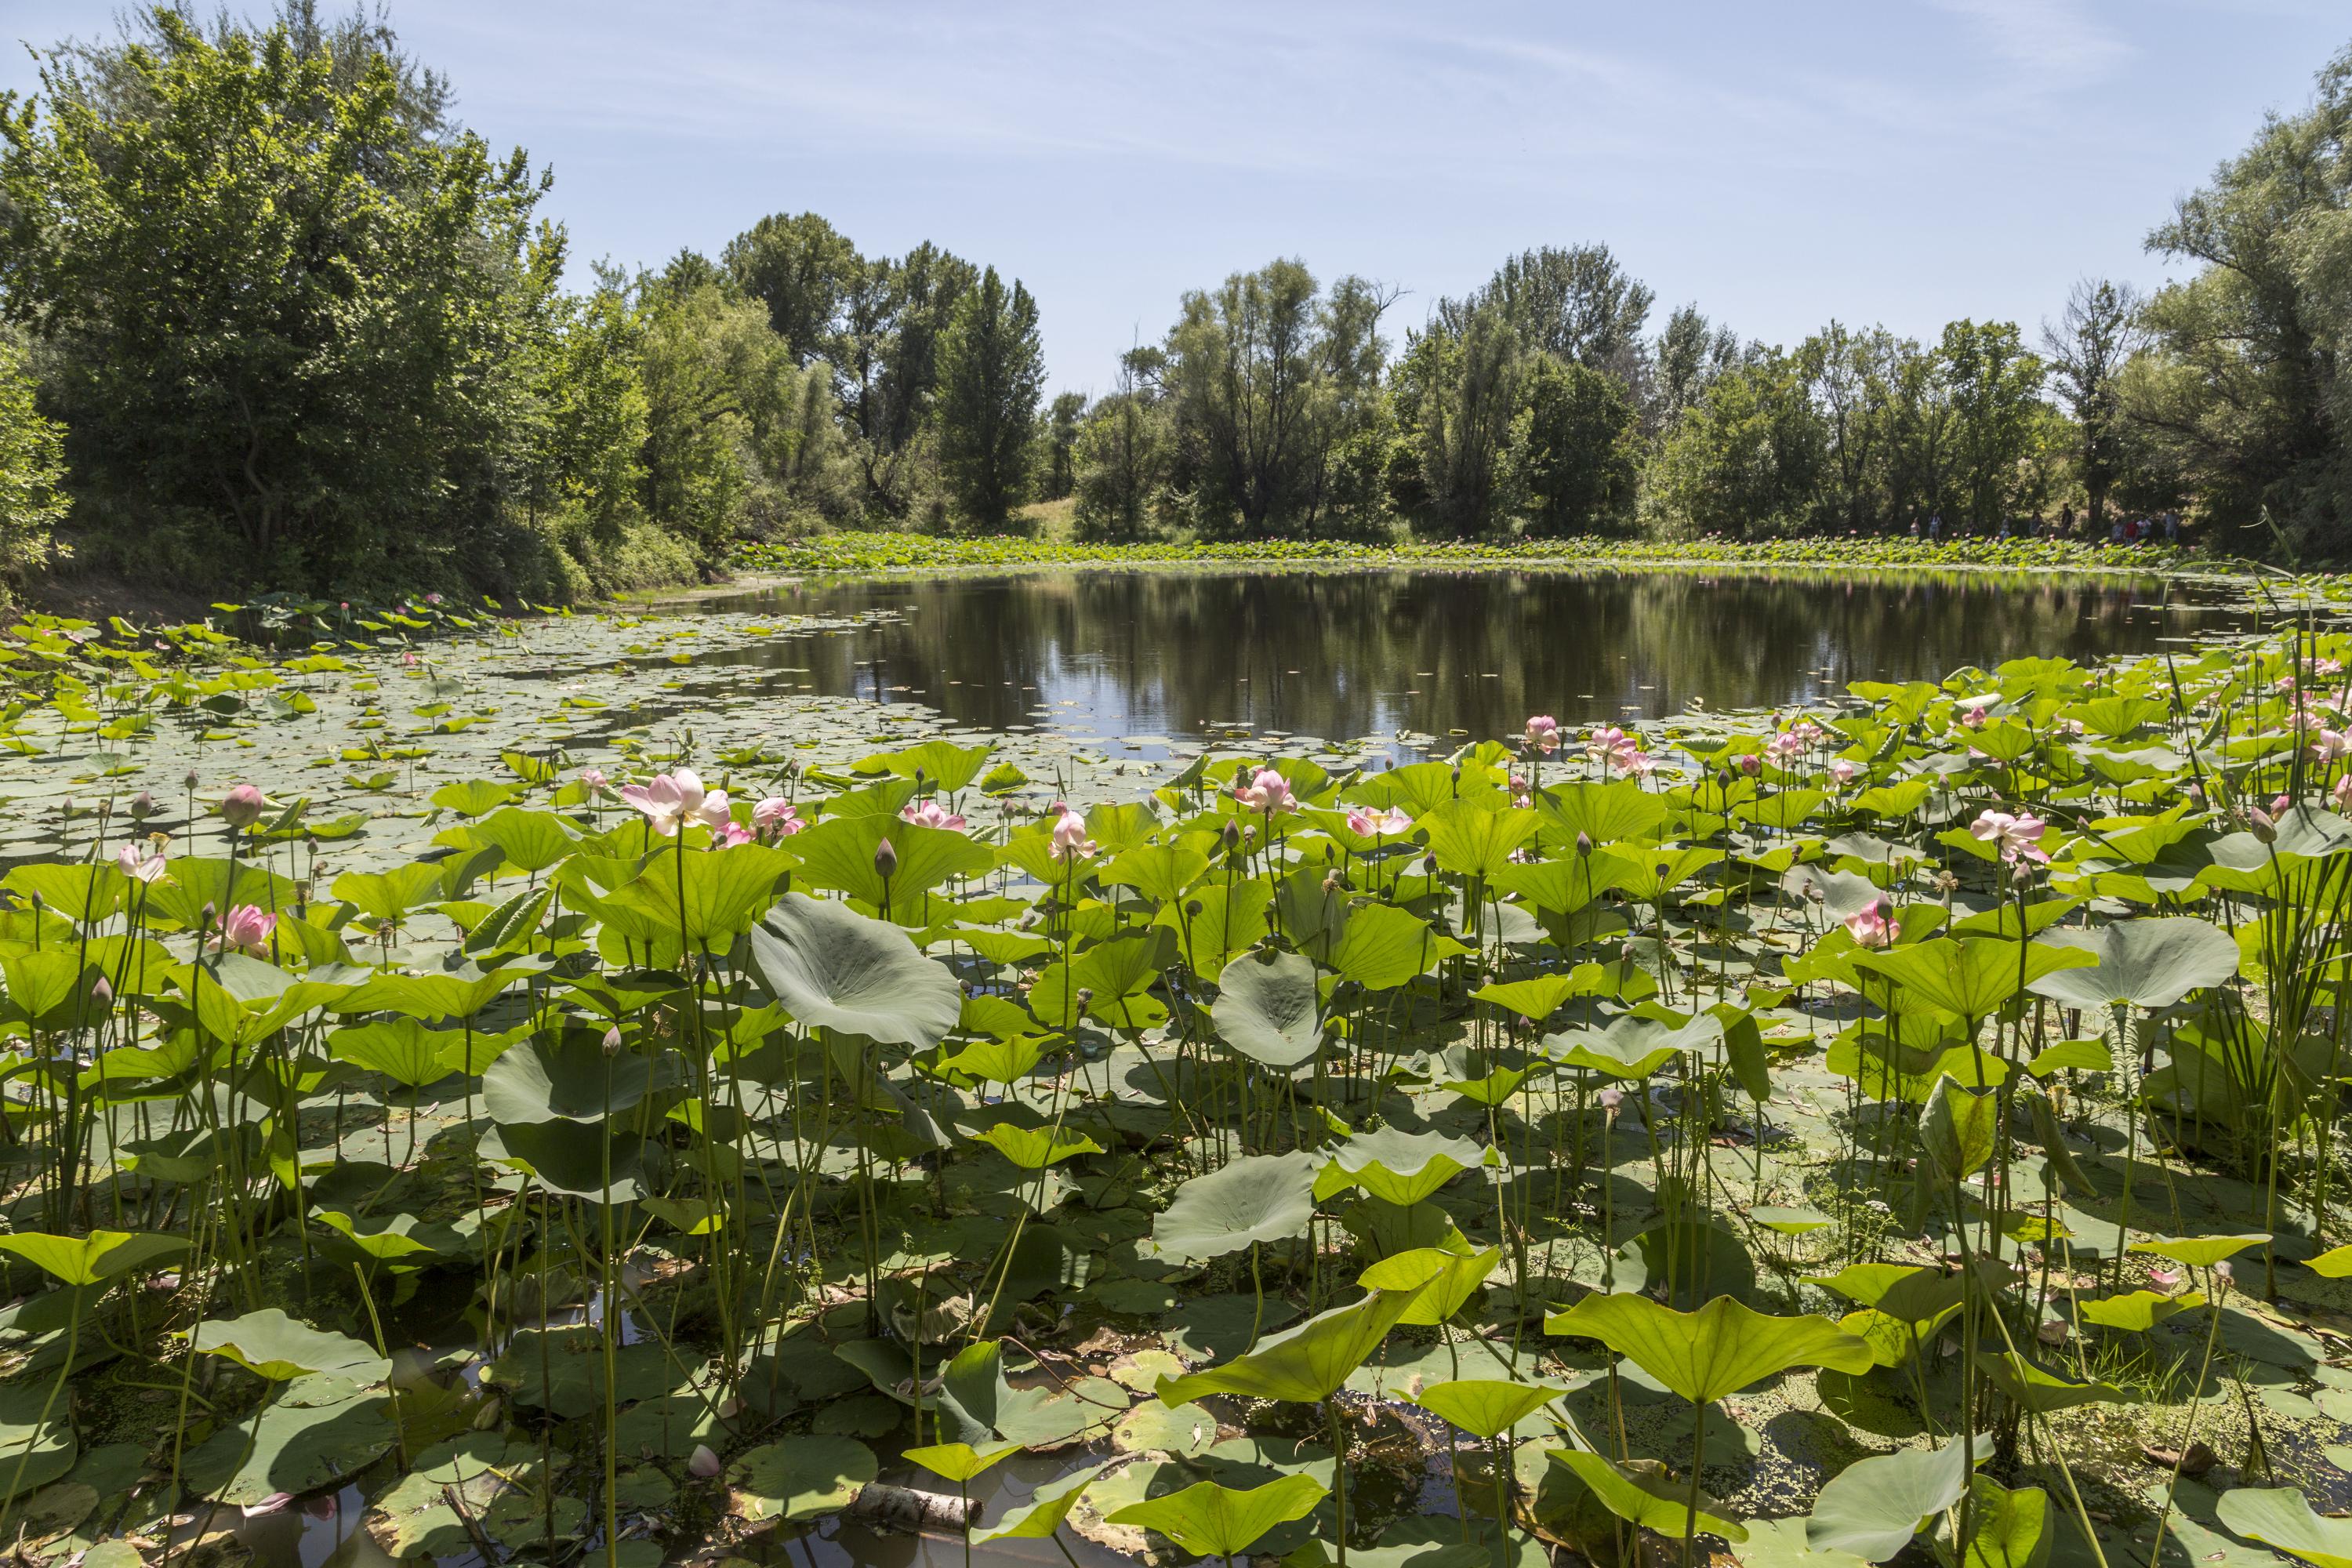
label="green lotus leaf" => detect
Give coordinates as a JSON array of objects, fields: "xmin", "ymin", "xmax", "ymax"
[
  {"xmin": 969, "ymin": 1122, "xmax": 1103, "ymax": 1171},
  {"xmin": 1151, "ymin": 1151, "xmax": 1320, "ymax": 1264},
  {"xmin": 902, "ymin": 1439, "xmax": 1021, "ymax": 1484},
  {"xmin": 2074, "ymin": 1289, "xmax": 2207, "ymax": 1331},
  {"xmin": 1108, "ymin": 1472, "xmax": 1330, "ymax": 1559},
  {"xmin": 2027, "ymin": 916, "xmax": 2241, "ymax": 1012},
  {"xmin": 1410, "ymin": 1377, "xmax": 1566, "ymax": 1439},
  {"xmin": 1213, "ymin": 949, "xmax": 1325, "ymax": 1067},
  {"xmin": 1969, "ymin": 1352, "xmax": 2132, "ymax": 1413},
  {"xmin": 2126, "ymin": 1231, "xmax": 2269, "ymax": 1268},
  {"xmin": 790, "ymin": 815, "xmax": 991, "ymax": 909},
  {"xmin": 728, "ymin": 1434, "xmax": 876, "ymax": 1523},
  {"xmin": 2215, "ymin": 1486, "xmax": 2352, "ymax": 1568},
  {"xmin": 0, "ymin": 1230, "xmax": 186, "ymax": 1287},
  {"xmin": 1964, "ymin": 1477, "xmax": 2052, "ymax": 1568},
  {"xmin": 974, "ymin": 1460, "xmax": 1107, "ymax": 1542},
  {"xmin": 1316, "ymin": 1125, "xmax": 1495, "ymax": 1207},
  {"xmin": 481, "ymin": 1029, "xmax": 657, "ymax": 1123},
  {"xmin": 1156, "ymin": 1290, "xmax": 1421, "ymax": 1406},
  {"xmin": 181, "ymin": 1376, "xmax": 395, "ymax": 1504},
  {"xmin": 749, "ymin": 892, "xmax": 961, "ymax": 1048},
  {"xmin": 1542, "ymin": 1294, "xmax": 1872, "ymax": 1406},
  {"xmin": 191, "ymin": 1308, "xmax": 390, "ymax": 1383},
  {"xmin": 1853, "ymin": 937, "xmax": 2097, "ymax": 1020},
  {"xmin": 1357, "ymin": 1245, "xmax": 1502, "ymax": 1327},
  {"xmin": 1803, "ymin": 1436, "xmax": 1980, "ymax": 1561},
  {"xmin": 1548, "ymin": 1447, "xmax": 1747, "ymax": 1543}
]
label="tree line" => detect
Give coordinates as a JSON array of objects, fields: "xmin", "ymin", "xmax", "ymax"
[{"xmin": 0, "ymin": 5, "xmax": 2347, "ymax": 601}]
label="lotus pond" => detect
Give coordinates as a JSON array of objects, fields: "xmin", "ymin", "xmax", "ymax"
[{"xmin": 2, "ymin": 565, "xmax": 2352, "ymax": 1568}]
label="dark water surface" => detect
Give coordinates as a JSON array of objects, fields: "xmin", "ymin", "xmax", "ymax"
[{"xmin": 693, "ymin": 567, "xmax": 2249, "ymax": 748}]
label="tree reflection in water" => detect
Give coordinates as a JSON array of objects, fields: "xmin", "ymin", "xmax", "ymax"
[{"xmin": 693, "ymin": 567, "xmax": 2244, "ymax": 755}]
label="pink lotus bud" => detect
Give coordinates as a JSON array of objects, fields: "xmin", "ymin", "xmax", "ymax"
[{"xmin": 219, "ymin": 783, "xmax": 267, "ymax": 828}]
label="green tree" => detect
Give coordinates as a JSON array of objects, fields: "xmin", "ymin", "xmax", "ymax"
[
  {"xmin": 1040, "ymin": 391, "xmax": 1089, "ymax": 500},
  {"xmin": 1388, "ymin": 304, "xmax": 1521, "ymax": 535},
  {"xmin": 1796, "ymin": 322, "xmax": 1900, "ymax": 532},
  {"xmin": 0, "ymin": 339, "xmax": 66, "ymax": 591},
  {"xmin": 1941, "ymin": 319, "xmax": 2047, "ymax": 528},
  {"xmin": 2041, "ymin": 278, "xmax": 2145, "ymax": 529},
  {"xmin": 1467, "ymin": 244, "xmax": 1654, "ymax": 376},
  {"xmin": 935, "ymin": 267, "xmax": 1045, "ymax": 532},
  {"xmin": 722, "ymin": 212, "xmax": 861, "ymax": 364},
  {"xmin": 2126, "ymin": 42, "xmax": 2351, "ymax": 553},
  {"xmin": 1647, "ymin": 351, "xmax": 1827, "ymax": 536},
  {"xmin": 0, "ymin": 6, "xmax": 557, "ymax": 592},
  {"xmin": 1507, "ymin": 356, "xmax": 1639, "ymax": 535}
]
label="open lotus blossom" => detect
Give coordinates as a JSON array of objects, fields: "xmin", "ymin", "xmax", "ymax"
[
  {"xmin": 1970, "ymin": 809, "xmax": 2050, "ymax": 864},
  {"xmin": 1958, "ymin": 706, "xmax": 1988, "ymax": 730},
  {"xmin": 1232, "ymin": 768, "xmax": 1295, "ymax": 815},
  {"xmin": 688, "ymin": 788, "xmax": 734, "ymax": 832},
  {"xmin": 1347, "ymin": 806, "xmax": 1414, "ymax": 837},
  {"xmin": 1766, "ymin": 731, "xmax": 1807, "ymax": 761},
  {"xmin": 2334, "ymin": 774, "xmax": 2352, "ymax": 813},
  {"xmin": 1048, "ymin": 806, "xmax": 1096, "ymax": 862},
  {"xmin": 1828, "ymin": 757, "xmax": 1860, "ymax": 785},
  {"xmin": 578, "ymin": 768, "xmax": 610, "ymax": 794},
  {"xmin": 1844, "ymin": 899, "xmax": 1897, "ymax": 949},
  {"xmin": 1609, "ymin": 746, "xmax": 1655, "ymax": 778},
  {"xmin": 1788, "ymin": 718, "xmax": 1825, "ymax": 746},
  {"xmin": 752, "ymin": 797, "xmax": 804, "ymax": 838},
  {"xmin": 216, "ymin": 904, "xmax": 276, "ymax": 956},
  {"xmin": 711, "ymin": 821, "xmax": 753, "ymax": 848},
  {"xmin": 2148, "ymin": 1266, "xmax": 2183, "ymax": 1291},
  {"xmin": 900, "ymin": 800, "xmax": 968, "ymax": 831},
  {"xmin": 2314, "ymin": 730, "xmax": 2351, "ymax": 763},
  {"xmin": 1523, "ymin": 715, "xmax": 1561, "ymax": 754},
  {"xmin": 116, "ymin": 841, "xmax": 168, "ymax": 884},
  {"xmin": 620, "ymin": 769, "xmax": 706, "ymax": 837},
  {"xmin": 1586, "ymin": 725, "xmax": 1628, "ymax": 760},
  {"xmin": 2323, "ymin": 659, "xmax": 2345, "ymax": 677}
]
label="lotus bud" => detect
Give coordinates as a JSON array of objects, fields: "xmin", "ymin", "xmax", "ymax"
[
  {"xmin": 873, "ymin": 837, "xmax": 898, "ymax": 880},
  {"xmin": 183, "ymin": 769, "xmax": 200, "ymax": 789},
  {"xmin": 220, "ymin": 783, "xmax": 266, "ymax": 828},
  {"xmin": 1185, "ymin": 899, "xmax": 1203, "ymax": 917},
  {"xmin": 1421, "ymin": 853, "xmax": 1438, "ymax": 877},
  {"xmin": 688, "ymin": 1444, "xmax": 723, "ymax": 1479},
  {"xmin": 2250, "ymin": 807, "xmax": 2278, "ymax": 843},
  {"xmin": 92, "ymin": 975, "xmax": 112, "ymax": 1004},
  {"xmin": 59, "ymin": 796, "xmax": 73, "ymax": 819},
  {"xmin": 1738, "ymin": 753, "xmax": 1761, "ymax": 777},
  {"xmin": 1575, "ymin": 831, "xmax": 1592, "ymax": 858},
  {"xmin": 129, "ymin": 791, "xmax": 155, "ymax": 818},
  {"xmin": 1221, "ymin": 821, "xmax": 1241, "ymax": 852},
  {"xmin": 914, "ymin": 767, "xmax": 927, "ymax": 786},
  {"xmin": 602, "ymin": 1025, "xmax": 623, "ymax": 1055}
]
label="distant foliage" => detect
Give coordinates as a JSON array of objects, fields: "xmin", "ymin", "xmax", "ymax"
[{"xmin": 0, "ymin": 339, "xmax": 66, "ymax": 593}]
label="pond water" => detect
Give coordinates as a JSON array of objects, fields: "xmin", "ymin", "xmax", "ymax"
[{"xmin": 691, "ymin": 567, "xmax": 2249, "ymax": 754}]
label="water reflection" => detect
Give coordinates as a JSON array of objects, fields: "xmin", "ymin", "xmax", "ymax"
[{"xmin": 692, "ymin": 568, "xmax": 2244, "ymax": 751}]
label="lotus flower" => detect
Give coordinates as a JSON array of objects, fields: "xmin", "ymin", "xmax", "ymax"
[
  {"xmin": 1736, "ymin": 753, "xmax": 1762, "ymax": 777},
  {"xmin": 2334, "ymin": 775, "xmax": 2352, "ymax": 814},
  {"xmin": 688, "ymin": 787, "xmax": 734, "ymax": 832},
  {"xmin": 1828, "ymin": 757, "xmax": 1860, "ymax": 786},
  {"xmin": 1843, "ymin": 899, "xmax": 1897, "ymax": 949},
  {"xmin": 1766, "ymin": 731, "xmax": 1806, "ymax": 762},
  {"xmin": 620, "ymin": 770, "xmax": 706, "ymax": 837},
  {"xmin": 712, "ymin": 821, "xmax": 753, "ymax": 848},
  {"xmin": 2148, "ymin": 1266, "xmax": 2183, "ymax": 1291},
  {"xmin": 900, "ymin": 800, "xmax": 968, "ymax": 832},
  {"xmin": 219, "ymin": 783, "xmax": 267, "ymax": 829},
  {"xmin": 1586, "ymin": 726, "xmax": 1628, "ymax": 760},
  {"xmin": 752, "ymin": 797, "xmax": 804, "ymax": 839},
  {"xmin": 116, "ymin": 841, "xmax": 168, "ymax": 884},
  {"xmin": 1048, "ymin": 806, "xmax": 1096, "ymax": 862},
  {"xmin": 1523, "ymin": 715, "xmax": 1562, "ymax": 754},
  {"xmin": 578, "ymin": 768, "xmax": 610, "ymax": 795},
  {"xmin": 2318, "ymin": 731, "xmax": 2351, "ymax": 763},
  {"xmin": 1347, "ymin": 806, "xmax": 1414, "ymax": 837},
  {"xmin": 1232, "ymin": 768, "xmax": 1295, "ymax": 815},
  {"xmin": 1969, "ymin": 809, "xmax": 2049, "ymax": 864},
  {"xmin": 216, "ymin": 904, "xmax": 275, "ymax": 956}
]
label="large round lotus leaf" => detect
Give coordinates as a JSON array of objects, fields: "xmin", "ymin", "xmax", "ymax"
[
  {"xmin": 0, "ymin": 1383, "xmax": 74, "ymax": 1501},
  {"xmin": 181, "ymin": 1376, "xmax": 396, "ymax": 1504},
  {"xmin": 1804, "ymin": 1437, "xmax": 1980, "ymax": 1561},
  {"xmin": 749, "ymin": 893, "xmax": 960, "ymax": 1049},
  {"xmin": 477, "ymin": 1120, "xmax": 648, "ymax": 1203},
  {"xmin": 481, "ymin": 1029, "xmax": 655, "ymax": 1124},
  {"xmin": 1316, "ymin": 1125, "xmax": 1494, "ymax": 1207},
  {"xmin": 1109, "ymin": 1472, "xmax": 1329, "ymax": 1559},
  {"xmin": 1610, "ymin": 1221, "xmax": 1758, "ymax": 1308},
  {"xmin": 1150, "ymin": 1151, "xmax": 1319, "ymax": 1264},
  {"xmin": 191, "ymin": 1308, "xmax": 390, "ymax": 1383},
  {"xmin": 728, "ymin": 1434, "xmax": 877, "ymax": 1523},
  {"xmin": 2028, "ymin": 917, "xmax": 2240, "ymax": 1011},
  {"xmin": 1212, "ymin": 950, "xmax": 1324, "ymax": 1067},
  {"xmin": 2216, "ymin": 1486, "xmax": 2352, "ymax": 1568},
  {"xmin": 1543, "ymin": 1294, "xmax": 1873, "ymax": 1406}
]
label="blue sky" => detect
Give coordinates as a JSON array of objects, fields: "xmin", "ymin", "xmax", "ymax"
[{"xmin": 5, "ymin": 2, "xmax": 2346, "ymax": 396}]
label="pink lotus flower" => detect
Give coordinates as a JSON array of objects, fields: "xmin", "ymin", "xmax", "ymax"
[
  {"xmin": 2148, "ymin": 1266, "xmax": 2183, "ymax": 1291},
  {"xmin": 1970, "ymin": 809, "xmax": 2049, "ymax": 864},
  {"xmin": 2317, "ymin": 731, "xmax": 2351, "ymax": 763},
  {"xmin": 216, "ymin": 904, "xmax": 275, "ymax": 956},
  {"xmin": 1612, "ymin": 747, "xmax": 1655, "ymax": 778},
  {"xmin": 688, "ymin": 1443, "xmax": 722, "ymax": 1479},
  {"xmin": 900, "ymin": 800, "xmax": 968, "ymax": 832},
  {"xmin": 1789, "ymin": 719, "xmax": 1825, "ymax": 746},
  {"xmin": 1232, "ymin": 768, "xmax": 1295, "ymax": 815},
  {"xmin": 1048, "ymin": 806, "xmax": 1096, "ymax": 862},
  {"xmin": 220, "ymin": 783, "xmax": 267, "ymax": 829},
  {"xmin": 619, "ymin": 769, "xmax": 706, "ymax": 837},
  {"xmin": 688, "ymin": 788, "xmax": 734, "ymax": 833},
  {"xmin": 578, "ymin": 768, "xmax": 611, "ymax": 794},
  {"xmin": 1828, "ymin": 757, "xmax": 1860, "ymax": 786},
  {"xmin": 116, "ymin": 841, "xmax": 168, "ymax": 884},
  {"xmin": 1959, "ymin": 706, "xmax": 1988, "ymax": 730},
  {"xmin": 1766, "ymin": 731, "xmax": 1806, "ymax": 762},
  {"xmin": 1346, "ymin": 806, "xmax": 1414, "ymax": 837},
  {"xmin": 1736, "ymin": 753, "xmax": 1762, "ymax": 777},
  {"xmin": 752, "ymin": 797, "xmax": 804, "ymax": 839},
  {"xmin": 1844, "ymin": 899, "xmax": 1897, "ymax": 949},
  {"xmin": 2334, "ymin": 775, "xmax": 2352, "ymax": 814},
  {"xmin": 712, "ymin": 820, "xmax": 753, "ymax": 848},
  {"xmin": 1523, "ymin": 715, "xmax": 1562, "ymax": 754},
  {"xmin": 1586, "ymin": 726, "xmax": 1628, "ymax": 760},
  {"xmin": 2272, "ymin": 793, "xmax": 2293, "ymax": 818}
]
